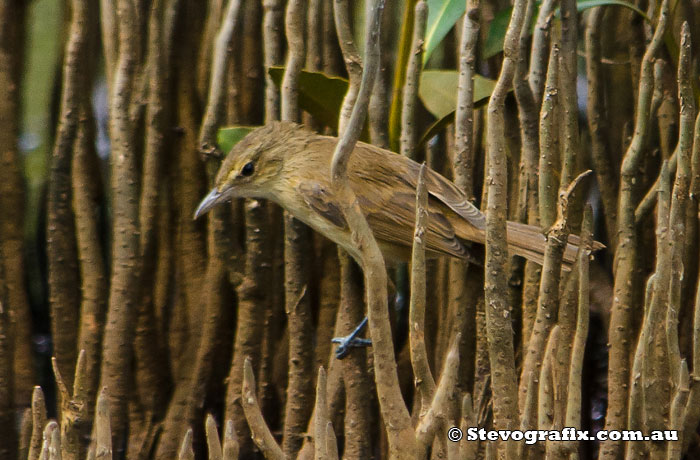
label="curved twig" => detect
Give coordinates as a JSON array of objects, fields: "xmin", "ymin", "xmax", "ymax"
[
  {"xmin": 329, "ymin": 1, "xmax": 417, "ymax": 457},
  {"xmin": 333, "ymin": 0, "xmax": 363, "ymax": 134}
]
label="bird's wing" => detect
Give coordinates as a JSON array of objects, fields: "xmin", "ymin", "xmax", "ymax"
[
  {"xmin": 356, "ymin": 187, "xmax": 471, "ymax": 260},
  {"xmin": 353, "ymin": 142, "xmax": 486, "ymax": 231},
  {"xmin": 297, "ymin": 182, "xmax": 348, "ymax": 230},
  {"xmin": 423, "ymin": 168, "xmax": 486, "ymax": 230},
  {"xmin": 297, "ymin": 175, "xmax": 469, "ymax": 259}
]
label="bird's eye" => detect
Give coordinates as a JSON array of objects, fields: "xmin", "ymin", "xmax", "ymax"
[{"xmin": 241, "ymin": 161, "xmax": 255, "ymax": 177}]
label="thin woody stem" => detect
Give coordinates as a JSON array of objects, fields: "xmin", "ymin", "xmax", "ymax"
[
  {"xmin": 484, "ymin": 0, "xmax": 529, "ymax": 458},
  {"xmin": 330, "ymin": 1, "xmax": 418, "ymax": 457},
  {"xmin": 409, "ymin": 164, "xmax": 435, "ymax": 411},
  {"xmin": 49, "ymin": 0, "xmax": 91, "ymax": 399},
  {"xmin": 399, "ymin": 1, "xmax": 426, "ymax": 161},
  {"xmin": 99, "ymin": 0, "xmax": 140, "ymax": 446},
  {"xmin": 538, "ymin": 44, "xmax": 560, "ymax": 230},
  {"xmin": 449, "ymin": 0, "xmax": 481, "ymax": 393},
  {"xmin": 585, "ymin": 7, "xmax": 617, "ymax": 245},
  {"xmin": 601, "ymin": 2, "xmax": 670, "ymax": 458},
  {"xmin": 528, "ymin": 0, "xmax": 557, "ymax": 105},
  {"xmin": 198, "ymin": 0, "xmax": 243, "ymax": 156},
  {"xmin": 241, "ymin": 358, "xmax": 284, "ymax": 460},
  {"xmin": 281, "ymin": 0, "xmax": 314, "ymax": 456}
]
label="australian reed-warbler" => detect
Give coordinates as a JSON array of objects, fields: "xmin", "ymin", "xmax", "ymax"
[{"xmin": 195, "ymin": 122, "xmax": 599, "ymax": 267}]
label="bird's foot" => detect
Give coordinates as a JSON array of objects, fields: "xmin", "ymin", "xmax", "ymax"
[{"xmin": 331, "ymin": 317, "xmax": 371, "ymax": 359}]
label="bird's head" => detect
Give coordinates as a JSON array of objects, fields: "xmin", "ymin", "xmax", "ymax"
[{"xmin": 194, "ymin": 122, "xmax": 305, "ymax": 219}]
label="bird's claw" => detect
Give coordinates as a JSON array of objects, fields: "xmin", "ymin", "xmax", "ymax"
[{"xmin": 331, "ymin": 317, "xmax": 371, "ymax": 359}]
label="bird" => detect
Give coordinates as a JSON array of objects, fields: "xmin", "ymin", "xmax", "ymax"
[{"xmin": 194, "ymin": 121, "xmax": 601, "ymax": 269}]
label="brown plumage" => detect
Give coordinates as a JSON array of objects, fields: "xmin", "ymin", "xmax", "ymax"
[{"xmin": 195, "ymin": 122, "xmax": 602, "ymax": 268}]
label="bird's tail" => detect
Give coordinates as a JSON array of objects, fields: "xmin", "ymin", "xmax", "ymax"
[{"xmin": 505, "ymin": 221, "xmax": 604, "ymax": 271}]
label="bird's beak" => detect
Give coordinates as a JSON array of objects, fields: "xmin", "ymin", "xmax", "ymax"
[{"xmin": 193, "ymin": 188, "xmax": 223, "ymax": 220}]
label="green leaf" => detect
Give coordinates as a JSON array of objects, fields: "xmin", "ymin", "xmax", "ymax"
[
  {"xmin": 217, "ymin": 126, "xmax": 256, "ymax": 153},
  {"xmin": 419, "ymin": 70, "xmax": 497, "ymax": 119},
  {"xmin": 483, "ymin": 0, "xmax": 650, "ymax": 59},
  {"xmin": 423, "ymin": 0, "xmax": 466, "ymax": 66},
  {"xmin": 575, "ymin": 0, "xmax": 649, "ymax": 19},
  {"xmin": 268, "ymin": 66, "xmax": 348, "ymax": 131}
]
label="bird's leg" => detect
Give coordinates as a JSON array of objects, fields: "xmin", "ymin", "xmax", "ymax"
[
  {"xmin": 331, "ymin": 264, "xmax": 405, "ymax": 359},
  {"xmin": 331, "ymin": 317, "xmax": 371, "ymax": 359}
]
